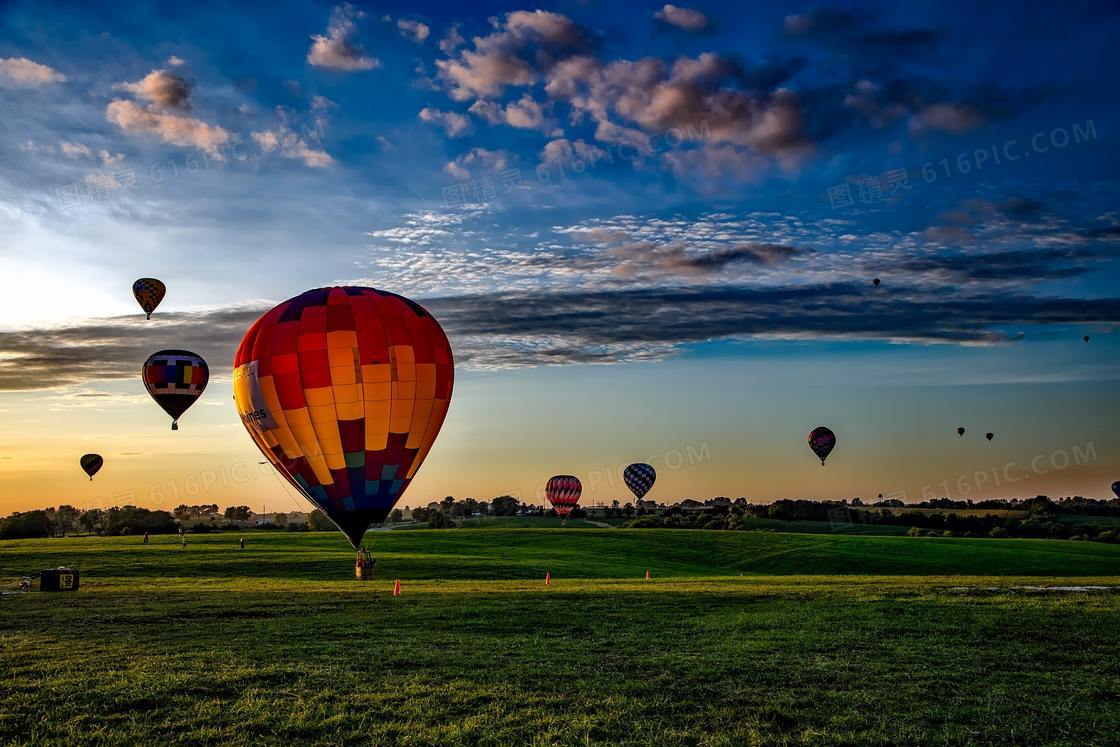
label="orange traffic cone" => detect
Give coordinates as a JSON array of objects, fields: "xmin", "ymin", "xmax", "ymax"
[
  {"xmin": 645, "ymin": 569, "xmax": 651, "ymax": 580},
  {"xmin": 545, "ymin": 571, "xmax": 551, "ymax": 586},
  {"xmin": 393, "ymin": 579, "xmax": 401, "ymax": 596}
]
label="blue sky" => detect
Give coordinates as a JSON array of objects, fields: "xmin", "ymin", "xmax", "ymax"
[{"xmin": 0, "ymin": 0, "xmax": 1118, "ymax": 511}]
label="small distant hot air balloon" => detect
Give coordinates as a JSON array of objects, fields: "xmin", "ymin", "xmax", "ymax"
[
  {"xmin": 808, "ymin": 426, "xmax": 836, "ymax": 466},
  {"xmin": 80, "ymin": 454, "xmax": 103, "ymax": 481},
  {"xmin": 1084, "ymin": 335, "xmax": 1090, "ymax": 343},
  {"xmin": 873, "ymin": 278, "xmax": 881, "ymax": 287},
  {"xmin": 623, "ymin": 463, "xmax": 656, "ymax": 502},
  {"xmin": 233, "ymin": 287, "xmax": 454, "ymax": 552},
  {"xmin": 957, "ymin": 426, "xmax": 966, "ymax": 437},
  {"xmin": 1112, "ymin": 481, "xmax": 1120, "ymax": 500},
  {"xmin": 546, "ymin": 475, "xmax": 582, "ymax": 519},
  {"xmin": 132, "ymin": 278, "xmax": 166, "ymax": 320},
  {"xmin": 985, "ymin": 432, "xmax": 994, "ymax": 442},
  {"xmin": 143, "ymin": 350, "xmax": 209, "ymax": 430}
]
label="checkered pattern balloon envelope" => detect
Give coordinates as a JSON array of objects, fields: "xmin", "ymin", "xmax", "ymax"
[
  {"xmin": 546, "ymin": 475, "xmax": 582, "ymax": 517},
  {"xmin": 623, "ymin": 463, "xmax": 656, "ymax": 500},
  {"xmin": 1113, "ymin": 481, "xmax": 1120, "ymax": 500},
  {"xmin": 143, "ymin": 350, "xmax": 209, "ymax": 430},
  {"xmin": 808, "ymin": 426, "xmax": 836, "ymax": 466},
  {"xmin": 132, "ymin": 278, "xmax": 166, "ymax": 320},
  {"xmin": 80, "ymin": 453, "xmax": 103, "ymax": 480},
  {"xmin": 233, "ymin": 287, "xmax": 455, "ymax": 549}
]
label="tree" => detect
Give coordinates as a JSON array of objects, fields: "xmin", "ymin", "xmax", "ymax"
[
  {"xmin": 55, "ymin": 505, "xmax": 81, "ymax": 536},
  {"xmin": 79, "ymin": 508, "xmax": 106, "ymax": 535},
  {"xmin": 388, "ymin": 508, "xmax": 404, "ymax": 523},
  {"xmin": 307, "ymin": 510, "xmax": 335, "ymax": 531},
  {"xmin": 0, "ymin": 511, "xmax": 52, "ymax": 539},
  {"xmin": 223, "ymin": 506, "xmax": 252, "ymax": 521},
  {"xmin": 427, "ymin": 511, "xmax": 455, "ymax": 529},
  {"xmin": 490, "ymin": 495, "xmax": 520, "ymax": 516}
]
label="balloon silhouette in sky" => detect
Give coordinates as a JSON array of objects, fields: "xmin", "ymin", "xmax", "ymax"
[
  {"xmin": 143, "ymin": 350, "xmax": 209, "ymax": 430},
  {"xmin": 1112, "ymin": 481, "xmax": 1120, "ymax": 500},
  {"xmin": 1083, "ymin": 335, "xmax": 1090, "ymax": 343},
  {"xmin": 808, "ymin": 426, "xmax": 836, "ymax": 466},
  {"xmin": 873, "ymin": 278, "xmax": 881, "ymax": 287},
  {"xmin": 957, "ymin": 426, "xmax": 966, "ymax": 437},
  {"xmin": 132, "ymin": 278, "xmax": 166, "ymax": 320},
  {"xmin": 986, "ymin": 432, "xmax": 994, "ymax": 441},
  {"xmin": 546, "ymin": 475, "xmax": 582, "ymax": 518},
  {"xmin": 80, "ymin": 453, "xmax": 103, "ymax": 481},
  {"xmin": 233, "ymin": 286, "xmax": 454, "ymax": 549},
  {"xmin": 623, "ymin": 463, "xmax": 656, "ymax": 501}
]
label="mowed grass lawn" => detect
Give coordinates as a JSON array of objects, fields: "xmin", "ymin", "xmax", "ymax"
[{"xmin": 1, "ymin": 529, "xmax": 1119, "ymax": 745}]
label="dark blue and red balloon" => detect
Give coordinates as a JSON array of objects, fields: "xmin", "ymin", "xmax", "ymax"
[{"xmin": 808, "ymin": 426, "xmax": 836, "ymax": 466}]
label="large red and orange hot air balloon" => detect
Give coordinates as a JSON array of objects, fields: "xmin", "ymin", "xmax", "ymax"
[
  {"xmin": 546, "ymin": 475, "xmax": 582, "ymax": 519},
  {"xmin": 233, "ymin": 287, "xmax": 454, "ymax": 550}
]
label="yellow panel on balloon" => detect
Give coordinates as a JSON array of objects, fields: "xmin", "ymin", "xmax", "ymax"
[
  {"xmin": 362, "ymin": 364, "xmax": 390, "ymax": 384},
  {"xmin": 333, "ymin": 383, "xmax": 358, "ymax": 404},
  {"xmin": 336, "ymin": 401, "xmax": 362, "ymax": 420},
  {"xmin": 305, "ymin": 387, "xmax": 334, "ymax": 407},
  {"xmin": 330, "ymin": 365, "xmax": 357, "ymax": 386},
  {"xmin": 363, "ymin": 382, "xmax": 392, "ymax": 401},
  {"xmin": 365, "ymin": 418, "xmax": 389, "ymax": 450}
]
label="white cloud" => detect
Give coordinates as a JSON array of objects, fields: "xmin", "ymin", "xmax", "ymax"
[
  {"xmin": 436, "ymin": 10, "xmax": 590, "ymax": 100},
  {"xmin": 419, "ymin": 107, "xmax": 472, "ymax": 137},
  {"xmin": 396, "ymin": 19, "xmax": 430, "ymax": 43},
  {"xmin": 251, "ymin": 128, "xmax": 333, "ymax": 167},
  {"xmin": 308, "ymin": 4, "xmax": 379, "ymax": 71},
  {"xmin": 119, "ymin": 68, "xmax": 191, "ymax": 109},
  {"xmin": 0, "ymin": 57, "xmax": 66, "ymax": 87},
  {"xmin": 99, "ymin": 149, "xmax": 125, "ymax": 166},
  {"xmin": 106, "ymin": 99, "xmax": 231, "ymax": 157},
  {"xmin": 59, "ymin": 141, "xmax": 92, "ymax": 159},
  {"xmin": 444, "ymin": 147, "xmax": 511, "ymax": 180},
  {"xmin": 654, "ymin": 4, "xmax": 709, "ymax": 31},
  {"xmin": 504, "ymin": 93, "xmax": 546, "ymax": 130},
  {"xmin": 439, "ymin": 25, "xmax": 465, "ymax": 55}
]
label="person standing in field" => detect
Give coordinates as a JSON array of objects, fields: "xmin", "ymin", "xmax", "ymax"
[
  {"xmin": 143, "ymin": 531, "xmax": 149, "ymax": 544},
  {"xmin": 239, "ymin": 537, "xmax": 245, "ymax": 551}
]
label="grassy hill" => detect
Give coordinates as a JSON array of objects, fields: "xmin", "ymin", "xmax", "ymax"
[
  {"xmin": 4, "ymin": 527, "xmax": 1116, "ymax": 586},
  {"xmin": 1, "ymin": 529, "xmax": 1118, "ymax": 744}
]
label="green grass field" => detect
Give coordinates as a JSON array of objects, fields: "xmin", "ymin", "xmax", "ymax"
[{"xmin": 2, "ymin": 529, "xmax": 1119, "ymax": 744}]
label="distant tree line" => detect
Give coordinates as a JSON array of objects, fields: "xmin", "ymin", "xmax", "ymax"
[
  {"xmin": 0, "ymin": 505, "xmax": 177, "ymax": 539},
  {"xmin": 4, "ymin": 494, "xmax": 1116, "ymax": 541},
  {"xmin": 622, "ymin": 495, "xmax": 1120, "ymax": 542}
]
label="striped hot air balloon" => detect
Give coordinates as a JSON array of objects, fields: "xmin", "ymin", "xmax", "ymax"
[
  {"xmin": 233, "ymin": 287, "xmax": 454, "ymax": 550},
  {"xmin": 546, "ymin": 475, "xmax": 582, "ymax": 518}
]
